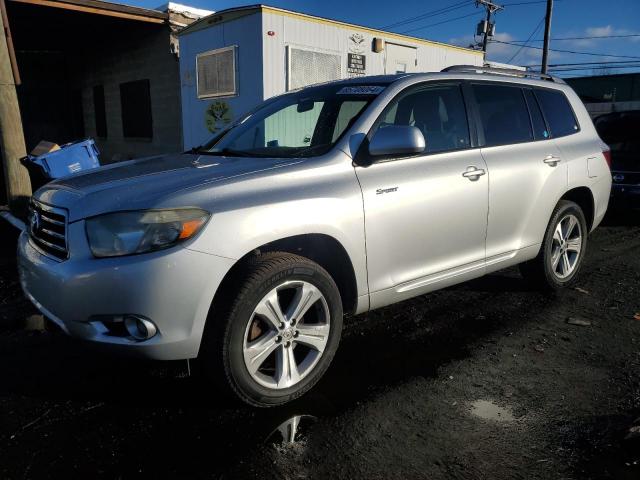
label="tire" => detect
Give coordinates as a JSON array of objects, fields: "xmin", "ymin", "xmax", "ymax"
[
  {"xmin": 519, "ymin": 200, "xmax": 588, "ymax": 290},
  {"xmin": 201, "ymin": 252, "xmax": 343, "ymax": 407}
]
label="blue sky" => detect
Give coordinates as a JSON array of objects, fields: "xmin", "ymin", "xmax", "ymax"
[{"xmin": 143, "ymin": 0, "xmax": 640, "ymax": 77}]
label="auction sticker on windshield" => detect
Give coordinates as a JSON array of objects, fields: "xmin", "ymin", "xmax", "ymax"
[{"xmin": 337, "ymin": 86, "xmax": 386, "ymax": 95}]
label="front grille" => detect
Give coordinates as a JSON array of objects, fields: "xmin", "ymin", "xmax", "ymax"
[{"xmin": 28, "ymin": 200, "xmax": 69, "ymax": 261}]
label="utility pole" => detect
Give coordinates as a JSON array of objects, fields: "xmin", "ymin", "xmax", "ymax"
[
  {"xmin": 0, "ymin": 0, "xmax": 31, "ymax": 216},
  {"xmin": 541, "ymin": 0, "xmax": 554, "ymax": 74},
  {"xmin": 475, "ymin": 0, "xmax": 503, "ymax": 55}
]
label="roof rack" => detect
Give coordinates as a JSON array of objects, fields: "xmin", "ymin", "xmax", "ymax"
[{"xmin": 441, "ymin": 65, "xmax": 566, "ymax": 84}]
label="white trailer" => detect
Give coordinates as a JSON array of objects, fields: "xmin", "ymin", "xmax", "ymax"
[{"xmin": 178, "ymin": 5, "xmax": 484, "ymax": 149}]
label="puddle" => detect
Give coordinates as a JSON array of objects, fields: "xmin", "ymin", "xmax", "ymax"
[{"xmin": 470, "ymin": 400, "xmax": 516, "ymax": 422}]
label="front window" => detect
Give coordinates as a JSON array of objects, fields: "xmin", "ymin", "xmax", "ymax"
[{"xmin": 200, "ymin": 84, "xmax": 384, "ymax": 158}]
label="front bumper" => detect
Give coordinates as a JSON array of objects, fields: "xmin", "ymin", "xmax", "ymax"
[{"xmin": 17, "ymin": 227, "xmax": 235, "ymax": 360}]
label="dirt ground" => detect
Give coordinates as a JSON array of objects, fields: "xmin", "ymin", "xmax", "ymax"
[{"xmin": 0, "ymin": 209, "xmax": 639, "ymax": 480}]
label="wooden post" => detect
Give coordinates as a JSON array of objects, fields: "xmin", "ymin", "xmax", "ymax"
[{"xmin": 0, "ymin": 0, "xmax": 31, "ymax": 217}]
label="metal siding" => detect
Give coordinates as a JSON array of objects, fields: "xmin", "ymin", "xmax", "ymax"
[
  {"xmin": 179, "ymin": 12, "xmax": 263, "ymax": 149},
  {"xmin": 261, "ymin": 12, "xmax": 482, "ymax": 100}
]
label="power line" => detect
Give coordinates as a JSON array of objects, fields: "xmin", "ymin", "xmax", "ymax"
[
  {"xmin": 529, "ymin": 60, "xmax": 640, "ymax": 67},
  {"xmin": 489, "ymin": 39, "xmax": 640, "ymax": 59},
  {"xmin": 400, "ymin": 11, "xmax": 484, "ymax": 34},
  {"xmin": 509, "ymin": 33, "xmax": 640, "ymax": 42},
  {"xmin": 548, "ymin": 65, "xmax": 640, "ymax": 72},
  {"xmin": 501, "ymin": 0, "xmax": 548, "ymax": 5},
  {"xmin": 507, "ymin": 16, "xmax": 545, "ymax": 63},
  {"xmin": 382, "ymin": 1, "xmax": 474, "ymax": 30}
]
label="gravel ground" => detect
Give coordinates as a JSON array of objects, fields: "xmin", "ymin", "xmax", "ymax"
[{"xmin": 0, "ymin": 209, "xmax": 639, "ymax": 479}]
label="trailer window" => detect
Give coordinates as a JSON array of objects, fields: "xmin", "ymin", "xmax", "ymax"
[
  {"xmin": 197, "ymin": 46, "xmax": 237, "ymax": 98},
  {"xmin": 288, "ymin": 47, "xmax": 341, "ymax": 91}
]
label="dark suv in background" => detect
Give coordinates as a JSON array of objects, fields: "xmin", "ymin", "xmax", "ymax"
[{"xmin": 594, "ymin": 110, "xmax": 640, "ymax": 208}]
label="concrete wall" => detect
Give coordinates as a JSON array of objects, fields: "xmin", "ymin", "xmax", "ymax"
[{"xmin": 79, "ymin": 27, "xmax": 183, "ymax": 162}]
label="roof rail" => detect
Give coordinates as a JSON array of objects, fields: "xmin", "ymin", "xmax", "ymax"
[{"xmin": 441, "ymin": 65, "xmax": 566, "ymax": 84}]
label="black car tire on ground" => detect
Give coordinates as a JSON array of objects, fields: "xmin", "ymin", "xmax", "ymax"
[
  {"xmin": 201, "ymin": 252, "xmax": 343, "ymax": 407},
  {"xmin": 520, "ymin": 200, "xmax": 588, "ymax": 290}
]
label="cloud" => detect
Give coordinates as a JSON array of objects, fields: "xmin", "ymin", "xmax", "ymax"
[{"xmin": 565, "ymin": 25, "xmax": 640, "ymax": 47}]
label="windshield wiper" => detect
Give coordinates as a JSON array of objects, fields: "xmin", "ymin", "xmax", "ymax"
[{"xmin": 188, "ymin": 147, "xmax": 249, "ymax": 157}]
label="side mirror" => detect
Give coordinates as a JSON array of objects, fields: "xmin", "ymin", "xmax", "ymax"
[{"xmin": 368, "ymin": 125, "xmax": 426, "ymax": 157}]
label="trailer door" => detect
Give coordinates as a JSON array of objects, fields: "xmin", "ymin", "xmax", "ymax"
[{"xmin": 385, "ymin": 43, "xmax": 417, "ymax": 74}]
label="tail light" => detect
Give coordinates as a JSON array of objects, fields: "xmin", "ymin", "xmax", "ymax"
[{"xmin": 602, "ymin": 146, "xmax": 612, "ymax": 169}]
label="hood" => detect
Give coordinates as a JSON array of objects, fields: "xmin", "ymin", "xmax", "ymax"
[{"xmin": 34, "ymin": 153, "xmax": 298, "ymax": 221}]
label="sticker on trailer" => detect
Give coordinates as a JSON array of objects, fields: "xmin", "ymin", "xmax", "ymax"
[{"xmin": 337, "ymin": 86, "xmax": 385, "ymax": 95}]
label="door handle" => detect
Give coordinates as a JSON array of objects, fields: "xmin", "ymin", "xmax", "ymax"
[
  {"xmin": 462, "ymin": 166, "xmax": 486, "ymax": 181},
  {"xmin": 543, "ymin": 155, "xmax": 561, "ymax": 166}
]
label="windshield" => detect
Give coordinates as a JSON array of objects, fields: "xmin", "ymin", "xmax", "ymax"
[{"xmin": 200, "ymin": 84, "xmax": 385, "ymax": 158}]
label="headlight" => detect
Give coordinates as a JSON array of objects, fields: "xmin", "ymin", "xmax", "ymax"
[{"xmin": 85, "ymin": 208, "xmax": 209, "ymax": 258}]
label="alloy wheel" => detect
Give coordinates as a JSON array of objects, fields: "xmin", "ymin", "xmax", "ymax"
[
  {"xmin": 550, "ymin": 213, "xmax": 583, "ymax": 279},
  {"xmin": 242, "ymin": 280, "xmax": 330, "ymax": 389}
]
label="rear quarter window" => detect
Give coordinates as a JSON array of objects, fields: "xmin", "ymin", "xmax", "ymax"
[{"xmin": 535, "ymin": 89, "xmax": 580, "ymax": 138}]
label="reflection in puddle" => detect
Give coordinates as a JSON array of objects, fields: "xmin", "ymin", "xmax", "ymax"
[
  {"xmin": 470, "ymin": 400, "xmax": 516, "ymax": 422},
  {"xmin": 265, "ymin": 415, "xmax": 317, "ymax": 445}
]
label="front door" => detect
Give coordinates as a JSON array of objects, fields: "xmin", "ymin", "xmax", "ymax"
[
  {"xmin": 355, "ymin": 83, "xmax": 489, "ymax": 309},
  {"xmin": 385, "ymin": 43, "xmax": 417, "ymax": 74}
]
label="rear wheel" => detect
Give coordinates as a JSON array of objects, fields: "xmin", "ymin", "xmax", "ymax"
[
  {"xmin": 203, "ymin": 252, "xmax": 343, "ymax": 407},
  {"xmin": 520, "ymin": 200, "xmax": 588, "ymax": 290}
]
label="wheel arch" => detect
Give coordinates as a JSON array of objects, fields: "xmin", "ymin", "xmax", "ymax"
[
  {"xmin": 560, "ymin": 186, "xmax": 595, "ymax": 232},
  {"xmin": 209, "ymin": 233, "xmax": 361, "ymax": 321}
]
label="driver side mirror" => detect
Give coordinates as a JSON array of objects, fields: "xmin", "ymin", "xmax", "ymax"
[{"xmin": 368, "ymin": 125, "xmax": 426, "ymax": 157}]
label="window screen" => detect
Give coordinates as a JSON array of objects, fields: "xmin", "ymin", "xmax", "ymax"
[
  {"xmin": 535, "ymin": 88, "xmax": 579, "ymax": 137},
  {"xmin": 120, "ymin": 79, "xmax": 153, "ymax": 139},
  {"xmin": 377, "ymin": 84, "xmax": 470, "ymax": 153},
  {"xmin": 473, "ymin": 84, "xmax": 533, "ymax": 147},
  {"xmin": 197, "ymin": 46, "xmax": 236, "ymax": 98},
  {"xmin": 93, "ymin": 85, "xmax": 107, "ymax": 138},
  {"xmin": 288, "ymin": 47, "xmax": 341, "ymax": 91}
]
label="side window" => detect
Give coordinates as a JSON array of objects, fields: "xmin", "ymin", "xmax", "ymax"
[
  {"xmin": 534, "ymin": 89, "xmax": 580, "ymax": 137},
  {"xmin": 376, "ymin": 84, "xmax": 470, "ymax": 154},
  {"xmin": 523, "ymin": 89, "xmax": 549, "ymax": 140},
  {"xmin": 472, "ymin": 84, "xmax": 533, "ymax": 146}
]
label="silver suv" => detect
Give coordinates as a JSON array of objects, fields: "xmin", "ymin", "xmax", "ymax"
[{"xmin": 18, "ymin": 67, "xmax": 612, "ymax": 406}]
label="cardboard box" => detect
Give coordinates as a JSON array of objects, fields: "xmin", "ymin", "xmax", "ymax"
[{"xmin": 30, "ymin": 140, "xmax": 60, "ymax": 157}]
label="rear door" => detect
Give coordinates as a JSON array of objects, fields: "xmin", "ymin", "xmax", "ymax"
[{"xmin": 470, "ymin": 82, "xmax": 567, "ymax": 261}]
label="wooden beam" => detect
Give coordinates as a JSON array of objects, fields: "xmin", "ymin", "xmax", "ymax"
[
  {"xmin": 0, "ymin": 3, "xmax": 31, "ymax": 215},
  {"xmin": 0, "ymin": 0, "xmax": 20, "ymax": 85},
  {"xmin": 9, "ymin": 0, "xmax": 167, "ymax": 24}
]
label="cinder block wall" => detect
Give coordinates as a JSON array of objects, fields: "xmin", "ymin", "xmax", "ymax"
[{"xmin": 79, "ymin": 26, "xmax": 183, "ymax": 163}]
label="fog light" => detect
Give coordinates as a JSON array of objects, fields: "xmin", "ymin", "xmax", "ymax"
[{"xmin": 124, "ymin": 315, "xmax": 157, "ymax": 341}]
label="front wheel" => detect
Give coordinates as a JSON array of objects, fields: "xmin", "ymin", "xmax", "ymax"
[
  {"xmin": 520, "ymin": 200, "xmax": 588, "ymax": 290},
  {"xmin": 203, "ymin": 252, "xmax": 343, "ymax": 407}
]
